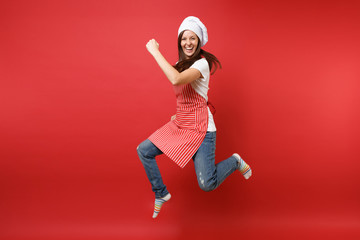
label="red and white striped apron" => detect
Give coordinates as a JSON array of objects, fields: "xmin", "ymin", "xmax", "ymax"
[{"xmin": 148, "ymin": 83, "xmax": 208, "ymax": 168}]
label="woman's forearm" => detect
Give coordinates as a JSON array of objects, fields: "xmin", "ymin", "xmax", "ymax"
[{"xmin": 151, "ymin": 51, "xmax": 180, "ymax": 85}]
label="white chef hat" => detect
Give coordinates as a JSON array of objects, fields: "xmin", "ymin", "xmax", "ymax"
[{"xmin": 178, "ymin": 16, "xmax": 208, "ymax": 47}]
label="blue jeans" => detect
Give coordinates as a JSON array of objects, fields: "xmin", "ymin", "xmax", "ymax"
[{"xmin": 137, "ymin": 131, "xmax": 239, "ymax": 198}]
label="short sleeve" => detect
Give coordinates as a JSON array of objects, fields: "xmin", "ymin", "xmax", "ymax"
[{"xmin": 190, "ymin": 58, "xmax": 210, "ymax": 81}]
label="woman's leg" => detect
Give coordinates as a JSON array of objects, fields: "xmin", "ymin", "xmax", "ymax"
[
  {"xmin": 137, "ymin": 139, "xmax": 171, "ymax": 218},
  {"xmin": 192, "ymin": 131, "xmax": 239, "ymax": 191},
  {"xmin": 137, "ymin": 139, "xmax": 169, "ymax": 198}
]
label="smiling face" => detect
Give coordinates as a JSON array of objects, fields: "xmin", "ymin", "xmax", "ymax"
[{"xmin": 181, "ymin": 30, "xmax": 199, "ymax": 59}]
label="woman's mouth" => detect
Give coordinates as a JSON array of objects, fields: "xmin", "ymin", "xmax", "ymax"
[{"xmin": 185, "ymin": 47, "xmax": 194, "ymax": 53}]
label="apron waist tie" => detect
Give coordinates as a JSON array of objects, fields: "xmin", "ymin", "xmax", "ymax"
[{"xmin": 207, "ymin": 101, "xmax": 216, "ymax": 115}]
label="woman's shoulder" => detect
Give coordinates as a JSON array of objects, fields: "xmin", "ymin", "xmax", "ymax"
[
  {"xmin": 192, "ymin": 58, "xmax": 209, "ymax": 68},
  {"xmin": 190, "ymin": 58, "xmax": 210, "ymax": 81},
  {"xmin": 196, "ymin": 58, "xmax": 208, "ymax": 64}
]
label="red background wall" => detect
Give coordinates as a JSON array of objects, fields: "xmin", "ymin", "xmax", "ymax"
[{"xmin": 1, "ymin": 0, "xmax": 359, "ymax": 239}]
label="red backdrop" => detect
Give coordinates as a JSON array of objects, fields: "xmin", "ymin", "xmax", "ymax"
[{"xmin": 1, "ymin": 0, "xmax": 359, "ymax": 239}]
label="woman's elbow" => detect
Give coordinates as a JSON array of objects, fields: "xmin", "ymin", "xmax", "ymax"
[
  {"xmin": 171, "ymin": 76, "xmax": 182, "ymax": 86},
  {"xmin": 172, "ymin": 81, "xmax": 181, "ymax": 86}
]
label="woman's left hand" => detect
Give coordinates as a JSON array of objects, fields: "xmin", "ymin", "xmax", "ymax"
[{"xmin": 146, "ymin": 39, "xmax": 160, "ymax": 55}]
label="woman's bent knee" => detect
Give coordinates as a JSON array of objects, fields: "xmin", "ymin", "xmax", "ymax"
[
  {"xmin": 198, "ymin": 180, "xmax": 217, "ymax": 192},
  {"xmin": 137, "ymin": 140, "xmax": 149, "ymax": 157},
  {"xmin": 199, "ymin": 184, "xmax": 216, "ymax": 192},
  {"xmin": 137, "ymin": 139, "xmax": 159, "ymax": 160}
]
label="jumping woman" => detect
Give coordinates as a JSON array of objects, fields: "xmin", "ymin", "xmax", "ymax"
[{"xmin": 137, "ymin": 16, "xmax": 252, "ymax": 218}]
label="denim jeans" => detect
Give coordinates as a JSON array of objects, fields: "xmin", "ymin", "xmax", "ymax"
[{"xmin": 137, "ymin": 131, "xmax": 239, "ymax": 198}]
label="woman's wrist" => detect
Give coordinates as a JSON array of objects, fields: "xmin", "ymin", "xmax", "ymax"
[{"xmin": 151, "ymin": 49, "xmax": 161, "ymax": 58}]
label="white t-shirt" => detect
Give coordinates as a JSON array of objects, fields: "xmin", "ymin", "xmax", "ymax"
[{"xmin": 189, "ymin": 58, "xmax": 216, "ymax": 132}]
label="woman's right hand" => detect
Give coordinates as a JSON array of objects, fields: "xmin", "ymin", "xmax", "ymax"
[
  {"xmin": 171, "ymin": 114, "xmax": 176, "ymax": 121},
  {"xmin": 146, "ymin": 39, "xmax": 160, "ymax": 56}
]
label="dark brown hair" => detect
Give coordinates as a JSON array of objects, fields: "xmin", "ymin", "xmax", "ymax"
[{"xmin": 174, "ymin": 31, "xmax": 221, "ymax": 75}]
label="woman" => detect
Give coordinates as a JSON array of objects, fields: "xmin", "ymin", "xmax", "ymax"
[{"xmin": 137, "ymin": 16, "xmax": 252, "ymax": 218}]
